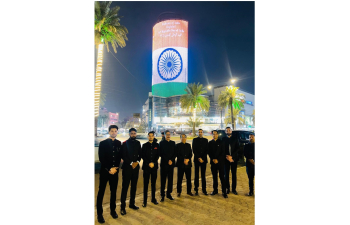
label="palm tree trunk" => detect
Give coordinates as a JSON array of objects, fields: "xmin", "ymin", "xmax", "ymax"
[
  {"xmin": 95, "ymin": 43, "xmax": 104, "ymax": 137},
  {"xmin": 230, "ymin": 99, "xmax": 235, "ymax": 130},
  {"xmin": 193, "ymin": 108, "xmax": 196, "ymax": 137},
  {"xmin": 220, "ymin": 109, "xmax": 223, "ymax": 129}
]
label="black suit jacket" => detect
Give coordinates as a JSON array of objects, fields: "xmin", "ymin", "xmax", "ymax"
[
  {"xmin": 98, "ymin": 138, "xmax": 122, "ymax": 172},
  {"xmin": 192, "ymin": 137, "xmax": 209, "ymax": 164},
  {"xmin": 141, "ymin": 140, "xmax": 160, "ymax": 171},
  {"xmin": 159, "ymin": 140, "xmax": 176, "ymax": 167},
  {"xmin": 222, "ymin": 136, "xmax": 240, "ymax": 161},
  {"xmin": 208, "ymin": 139, "xmax": 225, "ymax": 165},
  {"xmin": 121, "ymin": 138, "xmax": 142, "ymax": 169},
  {"xmin": 175, "ymin": 142, "xmax": 193, "ymax": 168}
]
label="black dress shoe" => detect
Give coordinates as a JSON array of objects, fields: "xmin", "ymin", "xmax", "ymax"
[
  {"xmin": 210, "ymin": 191, "xmax": 218, "ymax": 195},
  {"xmin": 129, "ymin": 205, "xmax": 139, "ymax": 210},
  {"xmin": 151, "ymin": 199, "xmax": 159, "ymax": 205},
  {"xmin": 187, "ymin": 192, "xmax": 194, "ymax": 196},
  {"xmin": 160, "ymin": 196, "xmax": 165, "ymax": 202},
  {"xmin": 120, "ymin": 209, "xmax": 126, "ymax": 216},
  {"xmin": 248, "ymin": 192, "xmax": 254, "ymax": 196},
  {"xmin": 166, "ymin": 195, "xmax": 175, "ymax": 200},
  {"xmin": 223, "ymin": 194, "xmax": 228, "ymax": 198},
  {"xmin": 142, "ymin": 203, "xmax": 147, "ymax": 207},
  {"xmin": 177, "ymin": 193, "xmax": 181, "ymax": 197},
  {"xmin": 203, "ymin": 191, "xmax": 208, "ymax": 195},
  {"xmin": 110, "ymin": 211, "xmax": 118, "ymax": 219},
  {"xmin": 232, "ymin": 190, "xmax": 238, "ymax": 195},
  {"xmin": 97, "ymin": 215, "xmax": 105, "ymax": 223}
]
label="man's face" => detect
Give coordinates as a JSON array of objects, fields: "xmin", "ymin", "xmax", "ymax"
[
  {"xmin": 249, "ymin": 134, "xmax": 255, "ymax": 143},
  {"xmin": 225, "ymin": 128, "xmax": 232, "ymax": 137},
  {"xmin": 213, "ymin": 131, "xmax": 218, "ymax": 140},
  {"xmin": 198, "ymin": 130, "xmax": 203, "ymax": 137},
  {"xmin": 165, "ymin": 132, "xmax": 171, "ymax": 141},
  {"xmin": 109, "ymin": 128, "xmax": 118, "ymax": 138},
  {"xmin": 148, "ymin": 133, "xmax": 154, "ymax": 142},
  {"xmin": 130, "ymin": 131, "xmax": 137, "ymax": 138},
  {"xmin": 181, "ymin": 135, "xmax": 187, "ymax": 143}
]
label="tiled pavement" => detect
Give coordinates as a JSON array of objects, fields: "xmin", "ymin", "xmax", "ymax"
[{"xmin": 94, "ymin": 167, "xmax": 254, "ymax": 225}]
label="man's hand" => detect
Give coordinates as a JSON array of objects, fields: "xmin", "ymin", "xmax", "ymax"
[
  {"xmin": 198, "ymin": 158, "xmax": 204, "ymax": 163},
  {"xmin": 149, "ymin": 162, "xmax": 154, "ymax": 168},
  {"xmin": 109, "ymin": 167, "xmax": 118, "ymax": 174},
  {"xmin": 249, "ymin": 159, "xmax": 255, "ymax": 165},
  {"xmin": 132, "ymin": 162, "xmax": 139, "ymax": 169},
  {"xmin": 226, "ymin": 155, "xmax": 234, "ymax": 163},
  {"xmin": 168, "ymin": 160, "xmax": 173, "ymax": 165},
  {"xmin": 213, "ymin": 159, "xmax": 218, "ymax": 164},
  {"xmin": 184, "ymin": 159, "xmax": 189, "ymax": 165}
]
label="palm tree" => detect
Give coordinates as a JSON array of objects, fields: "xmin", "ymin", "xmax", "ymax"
[
  {"xmin": 217, "ymin": 85, "xmax": 245, "ymax": 130},
  {"xmin": 94, "ymin": 1, "xmax": 128, "ymax": 136},
  {"xmin": 180, "ymin": 83, "xmax": 210, "ymax": 137},
  {"xmin": 224, "ymin": 109, "xmax": 245, "ymax": 128}
]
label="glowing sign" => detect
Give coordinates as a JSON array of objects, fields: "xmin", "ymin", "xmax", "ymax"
[{"xmin": 246, "ymin": 101, "xmax": 253, "ymax": 105}]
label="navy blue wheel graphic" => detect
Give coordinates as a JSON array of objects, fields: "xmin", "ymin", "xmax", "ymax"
[{"xmin": 157, "ymin": 48, "xmax": 183, "ymax": 81}]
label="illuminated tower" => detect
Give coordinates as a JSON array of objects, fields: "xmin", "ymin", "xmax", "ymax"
[{"xmin": 152, "ymin": 14, "xmax": 188, "ymax": 97}]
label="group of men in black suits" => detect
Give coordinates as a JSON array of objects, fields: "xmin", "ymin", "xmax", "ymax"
[{"xmin": 96, "ymin": 125, "xmax": 255, "ymax": 223}]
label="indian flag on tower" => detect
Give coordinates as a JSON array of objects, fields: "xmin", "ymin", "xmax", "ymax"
[{"xmin": 152, "ymin": 19, "xmax": 188, "ymax": 97}]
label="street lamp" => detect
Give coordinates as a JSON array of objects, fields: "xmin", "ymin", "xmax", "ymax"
[
  {"xmin": 207, "ymin": 85, "xmax": 212, "ymax": 90},
  {"xmin": 230, "ymin": 79, "xmax": 236, "ymax": 84}
]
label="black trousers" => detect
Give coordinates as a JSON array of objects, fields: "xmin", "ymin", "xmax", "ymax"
[
  {"xmin": 246, "ymin": 164, "xmax": 255, "ymax": 193},
  {"xmin": 160, "ymin": 165, "xmax": 174, "ymax": 197},
  {"xmin": 194, "ymin": 162, "xmax": 207, "ymax": 192},
  {"xmin": 120, "ymin": 165, "xmax": 139, "ymax": 209},
  {"xmin": 96, "ymin": 169, "xmax": 119, "ymax": 216},
  {"xmin": 143, "ymin": 168, "xmax": 158, "ymax": 203},
  {"xmin": 224, "ymin": 160, "xmax": 238, "ymax": 191},
  {"xmin": 210, "ymin": 163, "xmax": 226, "ymax": 193},
  {"xmin": 177, "ymin": 167, "xmax": 192, "ymax": 194}
]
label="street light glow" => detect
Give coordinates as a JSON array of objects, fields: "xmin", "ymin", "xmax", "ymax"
[
  {"xmin": 230, "ymin": 79, "xmax": 236, "ymax": 83},
  {"xmin": 207, "ymin": 85, "xmax": 212, "ymax": 90}
]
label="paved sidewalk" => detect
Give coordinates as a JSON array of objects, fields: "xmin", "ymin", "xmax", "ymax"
[{"xmin": 95, "ymin": 167, "xmax": 254, "ymax": 225}]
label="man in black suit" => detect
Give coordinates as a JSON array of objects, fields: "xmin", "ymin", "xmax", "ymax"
[
  {"xmin": 223, "ymin": 127, "xmax": 240, "ymax": 195},
  {"xmin": 176, "ymin": 134, "xmax": 193, "ymax": 197},
  {"xmin": 159, "ymin": 130, "xmax": 177, "ymax": 202},
  {"xmin": 96, "ymin": 125, "xmax": 122, "ymax": 223},
  {"xmin": 192, "ymin": 129, "xmax": 209, "ymax": 195},
  {"xmin": 208, "ymin": 130, "xmax": 228, "ymax": 198},
  {"xmin": 141, "ymin": 131, "xmax": 160, "ymax": 207},
  {"xmin": 120, "ymin": 128, "xmax": 142, "ymax": 215},
  {"xmin": 244, "ymin": 133, "xmax": 255, "ymax": 196}
]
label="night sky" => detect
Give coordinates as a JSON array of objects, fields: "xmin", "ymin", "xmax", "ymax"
[{"xmin": 98, "ymin": 1, "xmax": 254, "ymax": 120}]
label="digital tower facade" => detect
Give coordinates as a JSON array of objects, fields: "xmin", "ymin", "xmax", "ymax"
[{"xmin": 152, "ymin": 19, "xmax": 188, "ymax": 97}]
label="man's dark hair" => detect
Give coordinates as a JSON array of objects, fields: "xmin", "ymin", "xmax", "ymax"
[
  {"xmin": 161, "ymin": 132, "xmax": 164, "ymax": 135},
  {"xmin": 165, "ymin": 130, "xmax": 170, "ymax": 134},
  {"xmin": 225, "ymin": 127, "xmax": 231, "ymax": 130},
  {"xmin": 109, "ymin": 125, "xmax": 119, "ymax": 131},
  {"xmin": 198, "ymin": 129, "xmax": 203, "ymax": 131},
  {"xmin": 249, "ymin": 133, "xmax": 255, "ymax": 136},
  {"xmin": 212, "ymin": 130, "xmax": 218, "ymax": 134},
  {"xmin": 148, "ymin": 131, "xmax": 155, "ymax": 136},
  {"xmin": 129, "ymin": 128, "xmax": 137, "ymax": 133},
  {"xmin": 180, "ymin": 133, "xmax": 186, "ymax": 138}
]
